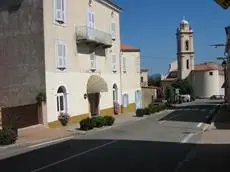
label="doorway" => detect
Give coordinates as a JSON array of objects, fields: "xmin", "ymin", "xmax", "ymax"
[{"xmin": 88, "ymin": 93, "xmax": 100, "ymax": 116}]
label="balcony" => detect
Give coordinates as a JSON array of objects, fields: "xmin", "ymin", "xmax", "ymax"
[{"xmin": 76, "ymin": 26, "xmax": 112, "ymax": 48}]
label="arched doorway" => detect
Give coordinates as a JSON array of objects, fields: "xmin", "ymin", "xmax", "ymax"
[
  {"xmin": 57, "ymin": 86, "xmax": 68, "ymax": 114},
  {"xmin": 112, "ymin": 84, "xmax": 118, "ymax": 103},
  {"xmin": 87, "ymin": 75, "xmax": 108, "ymax": 116}
]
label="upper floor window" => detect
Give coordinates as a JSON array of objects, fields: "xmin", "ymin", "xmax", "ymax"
[
  {"xmin": 90, "ymin": 52, "xmax": 96, "ymax": 71},
  {"xmin": 87, "ymin": 9, "xmax": 95, "ymax": 29},
  {"xmin": 54, "ymin": 0, "xmax": 66, "ymax": 25},
  {"xmin": 185, "ymin": 40, "xmax": 189, "ymax": 51},
  {"xmin": 56, "ymin": 40, "xmax": 67, "ymax": 70},
  {"xmin": 122, "ymin": 56, "xmax": 126, "ymax": 72},
  {"xmin": 111, "ymin": 22, "xmax": 116, "ymax": 40},
  {"xmin": 186, "ymin": 59, "xmax": 189, "ymax": 69},
  {"xmin": 112, "ymin": 54, "xmax": 117, "ymax": 72},
  {"xmin": 141, "ymin": 76, "xmax": 144, "ymax": 82}
]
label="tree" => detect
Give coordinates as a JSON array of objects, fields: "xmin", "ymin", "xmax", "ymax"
[
  {"xmin": 148, "ymin": 74, "xmax": 161, "ymax": 87},
  {"xmin": 165, "ymin": 85, "xmax": 174, "ymax": 103},
  {"xmin": 171, "ymin": 79, "xmax": 193, "ymax": 95}
]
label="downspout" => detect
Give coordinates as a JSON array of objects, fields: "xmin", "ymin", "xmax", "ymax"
[{"xmin": 119, "ymin": 50, "xmax": 123, "ymax": 113}]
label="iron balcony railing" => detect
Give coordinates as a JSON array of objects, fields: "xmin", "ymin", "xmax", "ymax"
[{"xmin": 76, "ymin": 26, "xmax": 112, "ymax": 47}]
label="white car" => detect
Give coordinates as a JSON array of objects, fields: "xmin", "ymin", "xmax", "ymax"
[{"xmin": 179, "ymin": 94, "xmax": 191, "ymax": 102}]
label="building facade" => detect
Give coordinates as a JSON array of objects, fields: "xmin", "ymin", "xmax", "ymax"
[
  {"xmin": 162, "ymin": 19, "xmax": 224, "ymax": 98},
  {"xmin": 0, "ymin": 0, "xmax": 141, "ymax": 128}
]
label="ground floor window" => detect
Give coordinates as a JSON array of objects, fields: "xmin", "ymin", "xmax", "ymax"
[
  {"xmin": 122, "ymin": 94, "xmax": 129, "ymax": 108},
  {"xmin": 57, "ymin": 86, "xmax": 67, "ymax": 113}
]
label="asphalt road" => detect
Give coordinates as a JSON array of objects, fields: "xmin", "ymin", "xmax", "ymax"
[{"xmin": 0, "ymin": 99, "xmax": 222, "ymax": 172}]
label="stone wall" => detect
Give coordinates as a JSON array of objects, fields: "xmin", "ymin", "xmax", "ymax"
[{"xmin": 0, "ymin": 0, "xmax": 45, "ymax": 108}]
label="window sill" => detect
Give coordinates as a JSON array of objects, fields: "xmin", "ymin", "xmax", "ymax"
[
  {"xmin": 53, "ymin": 21, "xmax": 67, "ymax": 28},
  {"xmin": 57, "ymin": 67, "xmax": 67, "ymax": 71}
]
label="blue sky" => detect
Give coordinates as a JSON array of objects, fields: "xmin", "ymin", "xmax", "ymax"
[{"xmin": 113, "ymin": 0, "xmax": 230, "ymax": 75}]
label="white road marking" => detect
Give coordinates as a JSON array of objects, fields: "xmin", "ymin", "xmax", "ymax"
[
  {"xmin": 196, "ymin": 122, "xmax": 203, "ymax": 128},
  {"xmin": 202, "ymin": 124, "xmax": 210, "ymax": 131},
  {"xmin": 181, "ymin": 133, "xmax": 194, "ymax": 143},
  {"xmin": 29, "ymin": 136, "xmax": 74, "ymax": 149},
  {"xmin": 31, "ymin": 140, "xmax": 118, "ymax": 172}
]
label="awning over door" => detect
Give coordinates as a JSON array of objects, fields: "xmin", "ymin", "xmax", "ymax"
[{"xmin": 87, "ymin": 75, "xmax": 108, "ymax": 93}]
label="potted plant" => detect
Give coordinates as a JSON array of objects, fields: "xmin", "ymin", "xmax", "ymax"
[
  {"xmin": 114, "ymin": 102, "xmax": 120, "ymax": 115},
  {"xmin": 58, "ymin": 112, "xmax": 70, "ymax": 126}
]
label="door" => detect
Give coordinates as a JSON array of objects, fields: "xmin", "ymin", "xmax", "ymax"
[
  {"xmin": 88, "ymin": 93, "xmax": 100, "ymax": 116},
  {"xmin": 135, "ymin": 90, "xmax": 142, "ymax": 110}
]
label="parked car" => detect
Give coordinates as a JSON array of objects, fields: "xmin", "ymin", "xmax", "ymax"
[
  {"xmin": 210, "ymin": 95, "xmax": 224, "ymax": 100},
  {"xmin": 179, "ymin": 94, "xmax": 191, "ymax": 102}
]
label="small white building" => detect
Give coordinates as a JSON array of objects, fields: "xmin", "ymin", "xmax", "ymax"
[{"xmin": 162, "ymin": 19, "xmax": 225, "ymax": 98}]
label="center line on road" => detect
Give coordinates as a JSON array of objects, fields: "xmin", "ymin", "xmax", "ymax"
[
  {"xmin": 31, "ymin": 140, "xmax": 118, "ymax": 172},
  {"xmin": 196, "ymin": 122, "xmax": 203, "ymax": 128},
  {"xmin": 181, "ymin": 133, "xmax": 194, "ymax": 143}
]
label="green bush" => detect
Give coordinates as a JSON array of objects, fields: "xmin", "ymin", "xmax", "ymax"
[
  {"xmin": 148, "ymin": 104, "xmax": 166, "ymax": 114},
  {"xmin": 0, "ymin": 128, "xmax": 17, "ymax": 145},
  {"xmin": 104, "ymin": 116, "xmax": 115, "ymax": 126},
  {"xmin": 144, "ymin": 108, "xmax": 151, "ymax": 115},
  {"xmin": 136, "ymin": 109, "xmax": 144, "ymax": 117},
  {"xmin": 91, "ymin": 116, "xmax": 106, "ymax": 128},
  {"xmin": 80, "ymin": 118, "xmax": 94, "ymax": 131}
]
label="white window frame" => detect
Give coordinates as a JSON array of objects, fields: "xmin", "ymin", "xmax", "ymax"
[
  {"xmin": 57, "ymin": 93, "xmax": 67, "ymax": 113},
  {"xmin": 54, "ymin": 0, "xmax": 67, "ymax": 25},
  {"xmin": 122, "ymin": 56, "xmax": 126, "ymax": 72},
  {"xmin": 56, "ymin": 40, "xmax": 67, "ymax": 70},
  {"xmin": 111, "ymin": 22, "xmax": 116, "ymax": 40},
  {"xmin": 90, "ymin": 51, "xmax": 96, "ymax": 71},
  {"xmin": 112, "ymin": 54, "xmax": 117, "ymax": 72}
]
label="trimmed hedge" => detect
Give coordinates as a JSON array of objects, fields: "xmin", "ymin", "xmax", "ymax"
[
  {"xmin": 80, "ymin": 116, "xmax": 115, "ymax": 131},
  {"xmin": 136, "ymin": 104, "xmax": 167, "ymax": 117},
  {"xmin": 0, "ymin": 128, "xmax": 17, "ymax": 145}
]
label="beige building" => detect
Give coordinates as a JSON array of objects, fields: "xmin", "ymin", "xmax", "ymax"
[
  {"xmin": 0, "ymin": 0, "xmax": 141, "ymax": 128},
  {"xmin": 162, "ymin": 19, "xmax": 224, "ymax": 98},
  {"xmin": 140, "ymin": 69, "xmax": 149, "ymax": 87}
]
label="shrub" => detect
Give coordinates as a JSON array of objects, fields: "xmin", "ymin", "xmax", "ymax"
[
  {"xmin": 91, "ymin": 116, "xmax": 106, "ymax": 128},
  {"xmin": 0, "ymin": 128, "xmax": 17, "ymax": 145},
  {"xmin": 80, "ymin": 118, "xmax": 93, "ymax": 131},
  {"xmin": 136, "ymin": 109, "xmax": 144, "ymax": 117},
  {"xmin": 148, "ymin": 104, "xmax": 166, "ymax": 114},
  {"xmin": 58, "ymin": 112, "xmax": 70, "ymax": 126},
  {"xmin": 144, "ymin": 108, "xmax": 151, "ymax": 115},
  {"xmin": 104, "ymin": 116, "xmax": 115, "ymax": 126}
]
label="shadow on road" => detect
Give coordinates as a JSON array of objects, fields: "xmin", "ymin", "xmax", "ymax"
[
  {"xmin": 0, "ymin": 139, "xmax": 229, "ymax": 172},
  {"xmin": 214, "ymin": 105, "xmax": 230, "ymax": 129},
  {"xmin": 159, "ymin": 102, "xmax": 220, "ymax": 123}
]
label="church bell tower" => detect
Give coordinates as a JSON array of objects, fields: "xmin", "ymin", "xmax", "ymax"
[{"xmin": 176, "ymin": 18, "xmax": 195, "ymax": 80}]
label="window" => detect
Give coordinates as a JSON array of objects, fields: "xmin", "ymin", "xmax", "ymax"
[
  {"xmin": 90, "ymin": 52, "xmax": 96, "ymax": 71},
  {"xmin": 57, "ymin": 86, "xmax": 67, "ymax": 113},
  {"xmin": 141, "ymin": 76, "xmax": 144, "ymax": 82},
  {"xmin": 185, "ymin": 40, "xmax": 189, "ymax": 51},
  {"xmin": 122, "ymin": 56, "xmax": 126, "ymax": 72},
  {"xmin": 122, "ymin": 94, "xmax": 129, "ymax": 108},
  {"xmin": 111, "ymin": 22, "xmax": 116, "ymax": 40},
  {"xmin": 186, "ymin": 59, "xmax": 189, "ymax": 69},
  {"xmin": 56, "ymin": 40, "xmax": 67, "ymax": 70},
  {"xmin": 209, "ymin": 72, "xmax": 213, "ymax": 76},
  {"xmin": 112, "ymin": 54, "xmax": 116, "ymax": 72},
  {"xmin": 54, "ymin": 0, "xmax": 66, "ymax": 24}
]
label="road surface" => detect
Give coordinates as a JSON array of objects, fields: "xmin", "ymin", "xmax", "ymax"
[{"xmin": 0, "ymin": 99, "xmax": 222, "ymax": 172}]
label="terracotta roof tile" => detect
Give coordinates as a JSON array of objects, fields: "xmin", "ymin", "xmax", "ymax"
[
  {"xmin": 194, "ymin": 64, "xmax": 218, "ymax": 71},
  {"xmin": 121, "ymin": 43, "xmax": 140, "ymax": 52}
]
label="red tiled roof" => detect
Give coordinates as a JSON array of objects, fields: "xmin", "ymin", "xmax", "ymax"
[
  {"xmin": 194, "ymin": 64, "xmax": 218, "ymax": 71},
  {"xmin": 120, "ymin": 43, "xmax": 140, "ymax": 52}
]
